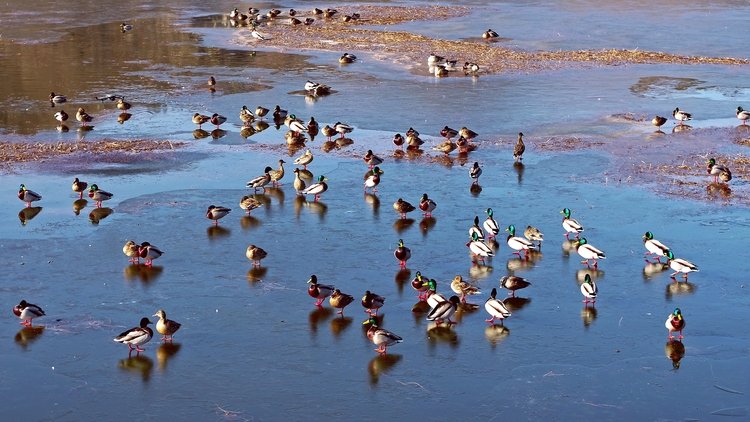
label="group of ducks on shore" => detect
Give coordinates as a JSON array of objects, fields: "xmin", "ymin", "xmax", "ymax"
[
  {"xmin": 49, "ymin": 92, "xmax": 132, "ymax": 130},
  {"xmin": 651, "ymin": 106, "xmax": 749, "ymax": 133}
]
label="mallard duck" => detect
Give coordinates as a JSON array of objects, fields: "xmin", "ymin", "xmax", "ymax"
[
  {"xmin": 18, "ymin": 184, "xmax": 42, "ymax": 207},
  {"xmin": 393, "ymin": 238, "xmax": 411, "ymax": 267},
  {"xmin": 433, "ymin": 140, "xmax": 458, "ymax": 156},
  {"xmin": 672, "ymin": 107, "xmax": 691, "ymax": 124},
  {"xmin": 483, "ymin": 208, "xmax": 500, "ymax": 238},
  {"xmin": 434, "ymin": 65, "xmax": 448, "ymax": 77},
  {"xmin": 307, "ymin": 117, "xmax": 319, "ymax": 135},
  {"xmin": 120, "ymin": 23, "xmax": 133, "ymax": 31},
  {"xmin": 269, "ymin": 159, "xmax": 286, "ymax": 186},
  {"xmin": 239, "ymin": 196, "xmax": 263, "ymax": 214},
  {"xmin": 440, "ymin": 126, "xmax": 458, "ymax": 140},
  {"xmin": 426, "ymin": 279, "xmax": 448, "ymax": 308},
  {"xmin": 138, "ymin": 242, "xmax": 163, "ymax": 266},
  {"xmin": 210, "ymin": 113, "xmax": 226, "ymax": 128},
  {"xmin": 484, "ymin": 288, "xmax": 511, "ymax": 324},
  {"xmin": 313, "ymin": 83, "xmax": 332, "ymax": 97},
  {"xmin": 719, "ymin": 168, "xmax": 733, "ymax": 183},
  {"xmin": 482, "ymin": 29, "xmax": 499, "ymax": 39},
  {"xmin": 323, "ymin": 8, "xmax": 337, "ymax": 18},
  {"xmin": 290, "ymin": 17, "xmax": 302, "ymax": 26},
  {"xmin": 466, "ymin": 232, "xmax": 494, "ymax": 263},
  {"xmin": 406, "ymin": 134, "xmax": 424, "ymax": 150},
  {"xmin": 293, "ymin": 148, "xmax": 314, "ymax": 169},
  {"xmin": 652, "ymin": 116, "xmax": 667, "ymax": 128},
  {"xmin": 499, "ymin": 276, "xmax": 531, "ymax": 297},
  {"xmin": 114, "ymin": 317, "xmax": 153, "ymax": 353},
  {"xmin": 153, "ymin": 310, "xmax": 181, "ymax": 341},
  {"xmin": 334, "ymin": 122, "xmax": 353, "ymax": 138},
  {"xmin": 580, "ymin": 274, "xmax": 598, "ymax": 303},
  {"xmin": 292, "ymin": 168, "xmax": 306, "ymax": 194},
  {"xmin": 246, "ymin": 166, "xmax": 273, "ymax": 193},
  {"xmin": 206, "ymin": 205, "xmax": 231, "ymax": 225},
  {"xmin": 665, "ymin": 308, "xmax": 685, "ymax": 339},
  {"xmin": 463, "ymin": 62, "xmax": 480, "ymax": 73},
  {"xmin": 419, "ymin": 193, "xmax": 436, "ymax": 217},
  {"xmin": 272, "ymin": 105, "xmax": 287, "ymax": 120},
  {"xmin": 302, "ymin": 175, "xmax": 328, "ymax": 201},
  {"xmin": 342, "ymin": 53, "xmax": 357, "ymax": 61},
  {"xmin": 523, "ymin": 226, "xmax": 544, "ymax": 249},
  {"xmin": 574, "ymin": 238, "xmax": 605, "ymax": 267},
  {"xmin": 123, "ymin": 240, "xmax": 140, "ymax": 263},
  {"xmin": 460, "ymin": 126, "xmax": 478, "ymax": 141},
  {"xmin": 427, "ymin": 295, "xmax": 460, "ymax": 325},
  {"xmin": 470, "ymin": 162, "xmax": 482, "ymax": 183},
  {"xmin": 560, "ymin": 208, "xmax": 584, "ymax": 239},
  {"xmin": 239, "ymin": 105, "xmax": 256, "ymax": 126},
  {"xmin": 663, "ymin": 250, "xmax": 698, "ymax": 281},
  {"xmin": 506, "ymin": 225, "xmax": 536, "ymax": 258},
  {"xmin": 443, "ymin": 60, "xmax": 458, "ymax": 71},
  {"xmin": 469, "ymin": 216, "xmax": 485, "ymax": 241},
  {"xmin": 427, "ymin": 53, "xmax": 445, "ymax": 65},
  {"xmin": 411, "ymin": 271, "xmax": 429, "ymax": 299},
  {"xmin": 230, "ymin": 8, "xmax": 239, "ymax": 18},
  {"xmin": 706, "ymin": 158, "xmax": 730, "ymax": 183},
  {"xmin": 246, "ymin": 244, "xmax": 267, "ymax": 266},
  {"xmin": 393, "ymin": 133, "xmax": 405, "ymax": 149},
  {"xmin": 642, "ymin": 231, "xmax": 670, "ymax": 261},
  {"xmin": 364, "ymin": 166, "xmax": 383, "ymax": 193},
  {"xmin": 13, "ymin": 300, "xmax": 45, "ymax": 326},
  {"xmin": 313, "ymin": 7, "xmax": 324, "ymax": 15},
  {"xmin": 49, "ymin": 92, "xmax": 67, "ymax": 103},
  {"xmin": 364, "ymin": 150, "xmax": 384, "ymax": 168},
  {"xmin": 362, "ymin": 291, "xmax": 385, "ymax": 316},
  {"xmin": 55, "ymin": 110, "xmax": 69, "ymax": 123},
  {"xmin": 192, "ymin": 113, "xmax": 210, "ymax": 129},
  {"xmin": 255, "ymin": 106, "xmax": 269, "ymax": 120},
  {"xmin": 71, "ymin": 177, "xmax": 88, "ymax": 199},
  {"xmin": 251, "ymin": 27, "xmax": 266, "ymax": 40},
  {"xmin": 513, "ymin": 132, "xmax": 525, "ymax": 161},
  {"xmin": 116, "ymin": 99, "xmax": 131, "ymax": 111},
  {"xmin": 76, "ymin": 107, "xmax": 93, "ymax": 126},
  {"xmin": 317, "ymin": 125, "xmax": 335, "ymax": 142},
  {"xmin": 329, "ymin": 289, "xmax": 354, "ymax": 315},
  {"xmin": 364, "ymin": 317, "xmax": 401, "ymax": 354},
  {"xmin": 87, "ymin": 184, "xmax": 113, "ymax": 207},
  {"xmin": 339, "ymin": 54, "xmax": 355, "ymax": 64},
  {"xmin": 307, "ymin": 275, "xmax": 335, "ymax": 307},
  {"xmin": 207, "ymin": 76, "xmax": 216, "ymax": 87},
  {"xmin": 267, "ymin": 9, "xmax": 282, "ymax": 18},
  {"xmin": 450, "ymin": 275, "xmax": 481, "ymax": 302},
  {"xmin": 393, "ymin": 198, "xmax": 416, "ymax": 218},
  {"xmin": 737, "ymin": 106, "xmax": 750, "ymax": 124}
]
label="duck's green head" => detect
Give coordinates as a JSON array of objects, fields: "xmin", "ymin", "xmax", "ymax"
[
  {"xmin": 506, "ymin": 225, "xmax": 516, "ymax": 235},
  {"xmin": 289, "ymin": 114, "xmax": 296, "ymax": 120},
  {"xmin": 428, "ymin": 279, "xmax": 437, "ymax": 291},
  {"xmin": 665, "ymin": 250, "xmax": 674, "ymax": 260},
  {"xmin": 490, "ymin": 287, "xmax": 497, "ymax": 299},
  {"xmin": 486, "ymin": 208, "xmax": 493, "ymax": 217},
  {"xmin": 673, "ymin": 308, "xmax": 682, "ymax": 320},
  {"xmin": 706, "ymin": 158, "xmax": 716, "ymax": 166},
  {"xmin": 363, "ymin": 317, "xmax": 377, "ymax": 326},
  {"xmin": 306, "ymin": 275, "xmax": 317, "ymax": 284},
  {"xmin": 264, "ymin": 166, "xmax": 273, "ymax": 173},
  {"xmin": 415, "ymin": 271, "xmax": 422, "ymax": 280},
  {"xmin": 89, "ymin": 184, "xmax": 99, "ymax": 191},
  {"xmin": 19, "ymin": 184, "xmax": 26, "ymax": 191},
  {"xmin": 372, "ymin": 167, "xmax": 383, "ymax": 175},
  {"xmin": 739, "ymin": 106, "xmax": 745, "ymax": 112},
  {"xmin": 575, "ymin": 238, "xmax": 587, "ymax": 245},
  {"xmin": 397, "ymin": 239, "xmax": 405, "ymax": 247},
  {"xmin": 560, "ymin": 208, "xmax": 571, "ymax": 217},
  {"xmin": 317, "ymin": 175, "xmax": 327, "ymax": 182},
  {"xmin": 643, "ymin": 231, "xmax": 654, "ymax": 240},
  {"xmin": 471, "ymin": 231, "xmax": 480, "ymax": 241},
  {"xmin": 421, "ymin": 193, "xmax": 428, "ymax": 201},
  {"xmin": 584, "ymin": 274, "xmax": 592, "ymax": 284}
]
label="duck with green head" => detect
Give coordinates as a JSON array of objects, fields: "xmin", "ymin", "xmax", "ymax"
[
  {"xmin": 580, "ymin": 274, "xmax": 597, "ymax": 304},
  {"xmin": 364, "ymin": 317, "xmax": 402, "ymax": 354},
  {"xmin": 484, "ymin": 288, "xmax": 511, "ymax": 324},
  {"xmin": 394, "ymin": 239, "xmax": 411, "ymax": 268},
  {"xmin": 362, "ymin": 291, "xmax": 385, "ymax": 316},
  {"xmin": 425, "ymin": 279, "xmax": 447, "ymax": 309},
  {"xmin": 302, "ymin": 175, "xmax": 328, "ymax": 201},
  {"xmin": 411, "ymin": 271, "xmax": 429, "ymax": 299},
  {"xmin": 560, "ymin": 208, "xmax": 584, "ymax": 239},
  {"xmin": 737, "ymin": 106, "xmax": 750, "ymax": 124},
  {"xmin": 307, "ymin": 275, "xmax": 335, "ymax": 307},
  {"xmin": 706, "ymin": 158, "xmax": 731, "ymax": 183},
  {"xmin": 18, "ymin": 184, "xmax": 42, "ymax": 207},
  {"xmin": 466, "ymin": 231, "xmax": 494, "ymax": 263},
  {"xmin": 483, "ymin": 208, "xmax": 499, "ymax": 238},
  {"xmin": 426, "ymin": 295, "xmax": 460, "ymax": 325},
  {"xmin": 643, "ymin": 231, "xmax": 670, "ymax": 262},
  {"xmin": 663, "ymin": 251, "xmax": 698, "ymax": 281},
  {"xmin": 665, "ymin": 308, "xmax": 685, "ymax": 339},
  {"xmin": 574, "ymin": 238, "xmax": 605, "ymax": 268},
  {"xmin": 506, "ymin": 225, "xmax": 536, "ymax": 259}
]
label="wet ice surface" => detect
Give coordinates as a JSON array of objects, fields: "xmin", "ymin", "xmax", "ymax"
[{"xmin": 2, "ymin": 0, "xmax": 750, "ymax": 420}]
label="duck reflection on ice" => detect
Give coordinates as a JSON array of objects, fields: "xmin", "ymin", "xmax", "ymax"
[
  {"xmin": 193, "ymin": 129, "xmax": 209, "ymax": 139},
  {"xmin": 419, "ymin": 216, "xmax": 436, "ymax": 236},
  {"xmin": 240, "ymin": 215, "xmax": 261, "ymax": 230},
  {"xmin": 672, "ymin": 124, "xmax": 692, "ymax": 133},
  {"xmin": 308, "ymin": 307, "xmax": 334, "ymax": 335},
  {"xmin": 124, "ymin": 264, "xmax": 163, "ymax": 284},
  {"xmin": 118, "ymin": 354, "xmax": 154, "ymax": 382},
  {"xmin": 14, "ymin": 326, "xmax": 45, "ymax": 350},
  {"xmin": 581, "ymin": 304, "xmax": 598, "ymax": 328},
  {"xmin": 240, "ymin": 126, "xmax": 256, "ymax": 139},
  {"xmin": 210, "ymin": 129, "xmax": 227, "ymax": 140},
  {"xmin": 368, "ymin": 354, "xmax": 402, "ymax": 385},
  {"xmin": 411, "ymin": 300, "xmax": 431, "ymax": 323},
  {"xmin": 665, "ymin": 339, "xmax": 685, "ymax": 369},
  {"xmin": 426, "ymin": 322, "xmax": 459, "ymax": 349},
  {"xmin": 18, "ymin": 206, "xmax": 42, "ymax": 225},
  {"xmin": 506, "ymin": 257, "xmax": 535, "ymax": 273},
  {"xmin": 156, "ymin": 342, "xmax": 181, "ymax": 371},
  {"xmin": 89, "ymin": 207, "xmax": 113, "ymax": 224},
  {"xmin": 393, "ymin": 218, "xmax": 415, "ymax": 234},
  {"xmin": 364, "ymin": 192, "xmax": 380, "ymax": 217},
  {"xmin": 117, "ymin": 112, "xmax": 132, "ymax": 124},
  {"xmin": 485, "ymin": 324, "xmax": 510, "ymax": 349},
  {"xmin": 469, "ymin": 183, "xmax": 482, "ymax": 196},
  {"xmin": 576, "ymin": 268, "xmax": 604, "ymax": 283},
  {"xmin": 329, "ymin": 316, "xmax": 353, "ymax": 337},
  {"xmin": 468, "ymin": 263, "xmax": 493, "ymax": 281},
  {"xmin": 561, "ymin": 239, "xmax": 578, "ymax": 257},
  {"xmin": 72, "ymin": 199, "xmax": 88, "ymax": 215},
  {"xmin": 643, "ymin": 260, "xmax": 669, "ymax": 281},
  {"xmin": 706, "ymin": 182, "xmax": 731, "ymax": 198},
  {"xmin": 304, "ymin": 199, "xmax": 328, "ymax": 220},
  {"xmin": 394, "ymin": 268, "xmax": 411, "ymax": 294},
  {"xmin": 266, "ymin": 187, "xmax": 285, "ymax": 205},
  {"xmin": 246, "ymin": 267, "xmax": 268, "ymax": 284},
  {"xmin": 254, "ymin": 121, "xmax": 270, "ymax": 133},
  {"xmin": 513, "ymin": 161, "xmax": 524, "ymax": 184},
  {"xmin": 503, "ymin": 296, "xmax": 531, "ymax": 312},
  {"xmin": 206, "ymin": 225, "xmax": 231, "ymax": 239},
  {"xmin": 454, "ymin": 302, "xmax": 480, "ymax": 323},
  {"xmin": 665, "ymin": 281, "xmax": 696, "ymax": 300}
]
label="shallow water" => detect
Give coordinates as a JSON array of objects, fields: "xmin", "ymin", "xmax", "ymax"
[{"xmin": 2, "ymin": 0, "xmax": 750, "ymax": 420}]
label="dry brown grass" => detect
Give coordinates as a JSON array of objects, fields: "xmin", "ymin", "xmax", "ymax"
[{"xmin": 0, "ymin": 139, "xmax": 182, "ymax": 167}]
